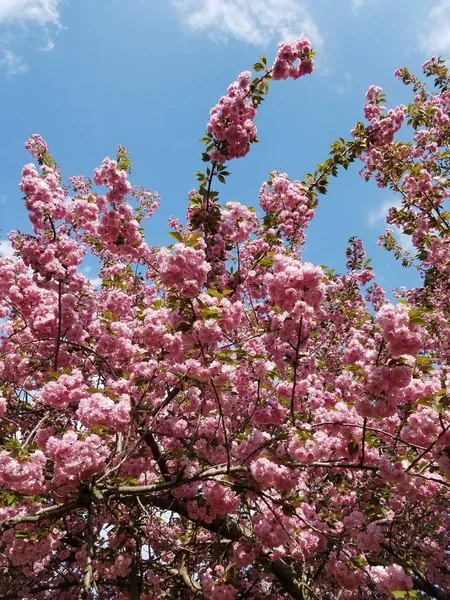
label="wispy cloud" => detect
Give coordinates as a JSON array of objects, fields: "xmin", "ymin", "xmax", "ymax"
[
  {"xmin": 0, "ymin": 239, "xmax": 15, "ymax": 259},
  {"xmin": 368, "ymin": 199, "xmax": 400, "ymax": 227},
  {"xmin": 350, "ymin": 0, "xmax": 378, "ymax": 15},
  {"xmin": 171, "ymin": 0, "xmax": 323, "ymax": 48},
  {"xmin": 368, "ymin": 199, "xmax": 413, "ymax": 252},
  {"xmin": 81, "ymin": 264, "xmax": 102, "ymax": 289},
  {"xmin": 0, "ymin": 0, "xmax": 61, "ymax": 26},
  {"xmin": 0, "ymin": 49, "xmax": 28, "ymax": 75},
  {"xmin": 351, "ymin": 0, "xmax": 364, "ymax": 10},
  {"xmin": 89, "ymin": 277, "xmax": 102, "ymax": 289},
  {"xmin": 335, "ymin": 72, "xmax": 352, "ymax": 95},
  {"xmin": 0, "ymin": 0, "xmax": 63, "ymax": 76},
  {"xmin": 420, "ymin": 0, "xmax": 450, "ymax": 56},
  {"xmin": 39, "ymin": 38, "xmax": 56, "ymax": 53}
]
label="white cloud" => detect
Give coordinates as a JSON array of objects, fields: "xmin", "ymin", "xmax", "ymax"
[
  {"xmin": 368, "ymin": 199, "xmax": 401, "ymax": 227},
  {"xmin": 0, "ymin": 239, "xmax": 15, "ymax": 259},
  {"xmin": 39, "ymin": 38, "xmax": 55, "ymax": 53},
  {"xmin": 81, "ymin": 265, "xmax": 101, "ymax": 288},
  {"xmin": 397, "ymin": 231, "xmax": 414, "ymax": 252},
  {"xmin": 335, "ymin": 72, "xmax": 351, "ymax": 95},
  {"xmin": 0, "ymin": 49, "xmax": 28, "ymax": 75},
  {"xmin": 368, "ymin": 199, "xmax": 414, "ymax": 252},
  {"xmin": 171, "ymin": 0, "xmax": 323, "ymax": 48},
  {"xmin": 350, "ymin": 0, "xmax": 378, "ymax": 15},
  {"xmin": 420, "ymin": 0, "xmax": 450, "ymax": 56},
  {"xmin": 0, "ymin": 0, "xmax": 62, "ymax": 75},
  {"xmin": 0, "ymin": 0, "xmax": 61, "ymax": 26},
  {"xmin": 350, "ymin": 0, "xmax": 374, "ymax": 11},
  {"xmin": 89, "ymin": 277, "xmax": 102, "ymax": 288}
]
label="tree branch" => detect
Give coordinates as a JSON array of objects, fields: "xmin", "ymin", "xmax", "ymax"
[
  {"xmin": 79, "ymin": 501, "xmax": 95, "ymax": 600},
  {"xmin": 144, "ymin": 494, "xmax": 305, "ymax": 599},
  {"xmin": 0, "ymin": 500, "xmax": 79, "ymax": 534}
]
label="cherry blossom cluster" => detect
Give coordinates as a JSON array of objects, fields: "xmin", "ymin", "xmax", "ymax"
[
  {"xmin": 259, "ymin": 172, "xmax": 315, "ymax": 247},
  {"xmin": 360, "ymin": 84, "xmax": 406, "ymax": 148},
  {"xmin": 206, "ymin": 70, "xmax": 258, "ymax": 164},
  {"xmin": 206, "ymin": 38, "xmax": 314, "ymax": 164},
  {"xmin": 0, "ymin": 40, "xmax": 449, "ymax": 600},
  {"xmin": 271, "ymin": 38, "xmax": 314, "ymax": 80}
]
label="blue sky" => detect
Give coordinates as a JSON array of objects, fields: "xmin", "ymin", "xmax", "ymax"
[{"xmin": 0, "ymin": 0, "xmax": 448, "ymax": 292}]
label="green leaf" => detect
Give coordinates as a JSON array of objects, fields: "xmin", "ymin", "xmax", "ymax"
[
  {"xmin": 207, "ymin": 288, "xmax": 221, "ymax": 299},
  {"xmin": 217, "ymin": 351, "xmax": 235, "ymax": 364},
  {"xmin": 168, "ymin": 231, "xmax": 184, "ymax": 243},
  {"xmin": 409, "ymin": 310, "xmax": 428, "ymax": 326},
  {"xmin": 351, "ymin": 556, "xmax": 368, "ymax": 569},
  {"xmin": 259, "ymin": 256, "xmax": 274, "ymax": 268},
  {"xmin": 201, "ymin": 308, "xmax": 221, "ymax": 320},
  {"xmin": 4, "ymin": 439, "xmax": 26, "ymax": 457},
  {"xmin": 344, "ymin": 363, "xmax": 366, "ymax": 380},
  {"xmin": 282, "ymin": 504, "xmax": 296, "ymax": 517},
  {"xmin": 416, "ymin": 396, "xmax": 433, "ymax": 407},
  {"xmin": 186, "ymin": 233, "xmax": 202, "ymax": 247},
  {"xmin": 176, "ymin": 322, "xmax": 192, "ymax": 332},
  {"xmin": 116, "ymin": 146, "xmax": 133, "ymax": 173},
  {"xmin": 415, "ymin": 356, "xmax": 433, "ymax": 372},
  {"xmin": 46, "ymin": 371, "xmax": 60, "ymax": 381},
  {"xmin": 347, "ymin": 441, "xmax": 359, "ymax": 456}
]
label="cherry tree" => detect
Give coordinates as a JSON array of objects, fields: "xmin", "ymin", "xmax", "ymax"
[{"xmin": 0, "ymin": 38, "xmax": 449, "ymax": 599}]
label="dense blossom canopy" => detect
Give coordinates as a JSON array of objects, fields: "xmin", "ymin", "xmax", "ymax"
[{"xmin": 0, "ymin": 40, "xmax": 449, "ymax": 600}]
